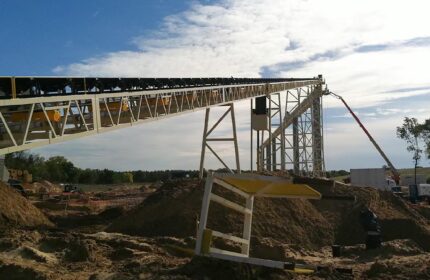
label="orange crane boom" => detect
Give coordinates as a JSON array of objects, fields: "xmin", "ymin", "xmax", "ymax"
[{"xmin": 329, "ymin": 92, "xmax": 400, "ymax": 184}]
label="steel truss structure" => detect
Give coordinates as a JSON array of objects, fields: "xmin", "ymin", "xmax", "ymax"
[
  {"xmin": 0, "ymin": 77, "xmax": 319, "ymax": 159},
  {"xmin": 254, "ymin": 82, "xmax": 326, "ymax": 176}
]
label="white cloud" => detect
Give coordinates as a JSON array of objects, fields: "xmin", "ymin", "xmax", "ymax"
[
  {"xmin": 55, "ymin": 3, "xmax": 428, "ymax": 66},
  {"xmin": 45, "ymin": 0, "xmax": 430, "ymax": 171},
  {"xmin": 286, "ymin": 46, "xmax": 430, "ymax": 108},
  {"xmin": 54, "ymin": 0, "xmax": 430, "ymax": 107}
]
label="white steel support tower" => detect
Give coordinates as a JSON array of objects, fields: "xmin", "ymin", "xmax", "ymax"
[{"xmin": 254, "ymin": 79, "xmax": 326, "ymax": 177}]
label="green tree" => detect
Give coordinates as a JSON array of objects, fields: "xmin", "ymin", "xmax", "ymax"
[
  {"xmin": 78, "ymin": 169, "xmax": 97, "ymax": 184},
  {"xmin": 418, "ymin": 118, "xmax": 430, "ymax": 158},
  {"xmin": 44, "ymin": 156, "xmax": 77, "ymax": 183},
  {"xmin": 124, "ymin": 172, "xmax": 133, "ymax": 183},
  {"xmin": 397, "ymin": 117, "xmax": 425, "ymax": 185}
]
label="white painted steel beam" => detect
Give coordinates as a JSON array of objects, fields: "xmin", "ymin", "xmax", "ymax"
[
  {"xmin": 211, "ymin": 230, "xmax": 249, "ymax": 245},
  {"xmin": 210, "ymin": 194, "xmax": 252, "ymax": 215}
]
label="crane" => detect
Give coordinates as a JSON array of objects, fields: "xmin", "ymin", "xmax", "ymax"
[{"xmin": 328, "ymin": 92, "xmax": 400, "ymax": 184}]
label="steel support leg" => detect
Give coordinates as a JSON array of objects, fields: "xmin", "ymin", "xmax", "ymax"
[
  {"xmin": 199, "ymin": 104, "xmax": 241, "ymax": 179},
  {"xmin": 312, "ymin": 92, "xmax": 324, "ymax": 176},
  {"xmin": 293, "ymin": 117, "xmax": 300, "ymax": 174}
]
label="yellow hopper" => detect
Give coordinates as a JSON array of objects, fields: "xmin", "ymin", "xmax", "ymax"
[{"xmin": 217, "ymin": 173, "xmax": 321, "ymax": 199}]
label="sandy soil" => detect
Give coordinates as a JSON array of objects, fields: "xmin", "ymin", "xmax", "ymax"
[
  {"xmin": 1, "ymin": 178, "xmax": 430, "ymax": 279},
  {"xmin": 1, "ymin": 228, "xmax": 429, "ymax": 279}
]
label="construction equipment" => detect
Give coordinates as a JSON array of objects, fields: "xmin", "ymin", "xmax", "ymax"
[
  {"xmin": 61, "ymin": 183, "xmax": 77, "ymax": 193},
  {"xmin": 7, "ymin": 179, "xmax": 27, "ymax": 197},
  {"xmin": 329, "ymin": 92, "xmax": 401, "ymax": 184},
  {"xmin": 8, "ymin": 168, "xmax": 32, "ymax": 183}
]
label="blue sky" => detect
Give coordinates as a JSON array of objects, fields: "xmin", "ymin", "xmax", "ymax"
[
  {"xmin": 1, "ymin": 0, "xmax": 429, "ymax": 171},
  {"xmin": 0, "ymin": 0, "xmax": 193, "ymax": 75}
]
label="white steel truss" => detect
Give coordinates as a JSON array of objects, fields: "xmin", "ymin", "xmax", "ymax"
[{"xmin": 0, "ymin": 80, "xmax": 319, "ymax": 155}]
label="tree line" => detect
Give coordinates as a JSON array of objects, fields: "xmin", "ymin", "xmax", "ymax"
[
  {"xmin": 5, "ymin": 151, "xmax": 355, "ymax": 184},
  {"xmin": 5, "ymin": 152, "xmax": 199, "ymax": 184}
]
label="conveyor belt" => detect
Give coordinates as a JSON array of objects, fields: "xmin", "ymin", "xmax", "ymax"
[{"xmin": 0, "ymin": 76, "xmax": 317, "ymax": 99}]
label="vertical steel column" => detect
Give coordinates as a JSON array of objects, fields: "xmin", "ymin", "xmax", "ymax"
[
  {"xmin": 250, "ymin": 99, "xmax": 253, "ymax": 172},
  {"xmin": 279, "ymin": 94, "xmax": 286, "ymax": 171},
  {"xmin": 265, "ymin": 145, "xmax": 271, "ymax": 171},
  {"xmin": 311, "ymin": 85, "xmax": 324, "ymax": 176},
  {"xmin": 241, "ymin": 195, "xmax": 254, "ymax": 255},
  {"xmin": 199, "ymin": 108, "xmax": 211, "ymax": 179},
  {"xmin": 293, "ymin": 117, "xmax": 300, "ymax": 174},
  {"xmin": 195, "ymin": 175, "xmax": 214, "ymax": 254},
  {"xmin": 261, "ymin": 92, "xmax": 283, "ymax": 172},
  {"xmin": 267, "ymin": 93, "xmax": 272, "ymax": 171},
  {"xmin": 11, "ymin": 77, "xmax": 17, "ymax": 99},
  {"xmin": 231, "ymin": 104, "xmax": 241, "ymax": 174}
]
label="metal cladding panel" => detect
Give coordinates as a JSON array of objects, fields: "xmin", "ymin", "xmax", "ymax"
[
  {"xmin": 350, "ymin": 168, "xmax": 387, "ymax": 190},
  {"xmin": 418, "ymin": 184, "xmax": 430, "ymax": 196},
  {"xmin": 251, "ymin": 114, "xmax": 268, "ymax": 131},
  {"xmin": 400, "ymin": 174, "xmax": 426, "ymax": 186},
  {"xmin": 254, "ymin": 96, "xmax": 267, "ymax": 115}
]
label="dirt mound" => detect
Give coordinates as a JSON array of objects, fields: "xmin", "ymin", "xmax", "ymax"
[
  {"xmin": 0, "ymin": 263, "xmax": 47, "ymax": 280},
  {"xmin": 0, "ymin": 182, "xmax": 53, "ymax": 228},
  {"xmin": 365, "ymin": 254, "xmax": 430, "ymax": 279},
  {"xmin": 299, "ymin": 177, "xmax": 430, "ymax": 250},
  {"xmin": 107, "ymin": 180, "xmax": 207, "ymax": 238},
  {"xmin": 109, "ymin": 177, "xmax": 430, "ymax": 252},
  {"xmin": 29, "ymin": 180, "xmax": 62, "ymax": 194},
  {"xmin": 107, "ymin": 179, "xmax": 333, "ymax": 249}
]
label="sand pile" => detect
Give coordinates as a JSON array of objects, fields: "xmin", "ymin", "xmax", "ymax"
[
  {"xmin": 108, "ymin": 177, "xmax": 430, "ymax": 251},
  {"xmin": 297, "ymin": 176, "xmax": 430, "ymax": 250},
  {"xmin": 0, "ymin": 182, "xmax": 53, "ymax": 228},
  {"xmin": 30, "ymin": 180, "xmax": 62, "ymax": 194},
  {"xmin": 107, "ymin": 179, "xmax": 333, "ymax": 248}
]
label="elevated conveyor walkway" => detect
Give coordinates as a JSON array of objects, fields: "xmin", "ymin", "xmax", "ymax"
[{"xmin": 0, "ymin": 76, "xmax": 321, "ymax": 155}]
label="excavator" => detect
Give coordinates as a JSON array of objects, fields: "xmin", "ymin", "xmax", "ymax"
[{"xmin": 326, "ymin": 91, "xmax": 401, "ymax": 185}]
